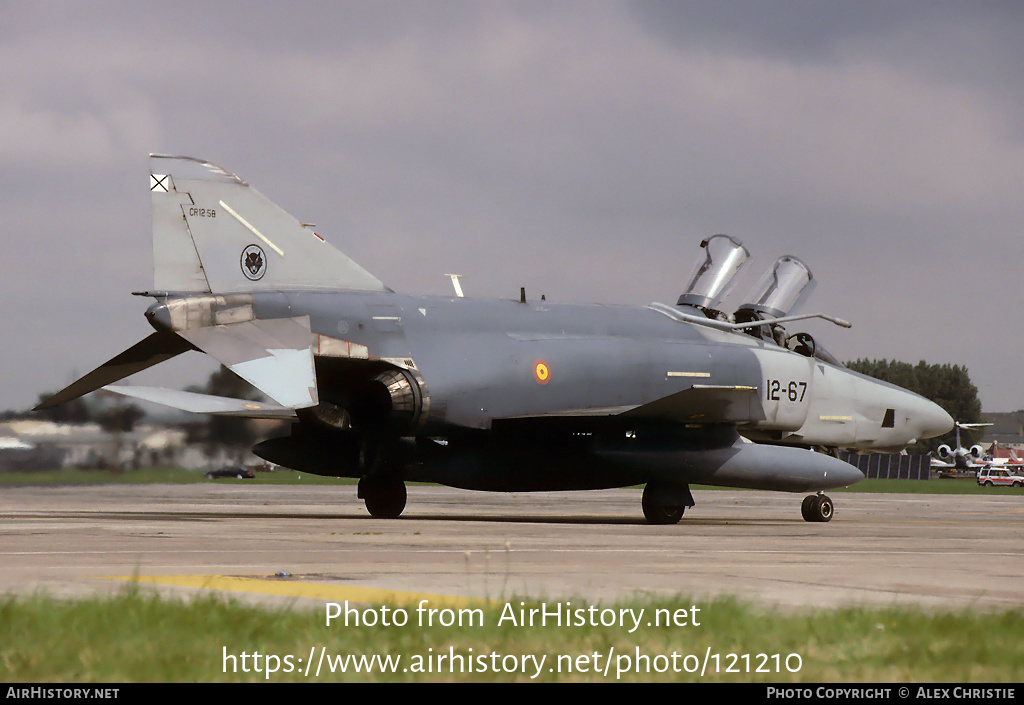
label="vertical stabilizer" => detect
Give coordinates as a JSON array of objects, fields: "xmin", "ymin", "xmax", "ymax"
[{"xmin": 149, "ymin": 155, "xmax": 387, "ymax": 293}]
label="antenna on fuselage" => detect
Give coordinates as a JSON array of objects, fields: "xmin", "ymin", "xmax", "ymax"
[{"xmin": 445, "ymin": 274, "xmax": 465, "ymax": 298}]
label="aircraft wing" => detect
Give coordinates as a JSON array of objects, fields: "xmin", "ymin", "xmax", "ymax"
[
  {"xmin": 103, "ymin": 385, "xmax": 297, "ymax": 419},
  {"xmin": 619, "ymin": 384, "xmax": 765, "ymax": 424},
  {"xmin": 499, "ymin": 385, "xmax": 765, "ymax": 427},
  {"xmin": 176, "ymin": 317, "xmax": 318, "ymax": 410}
]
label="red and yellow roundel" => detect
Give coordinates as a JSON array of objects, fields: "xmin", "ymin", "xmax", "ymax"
[{"xmin": 533, "ymin": 359, "xmax": 551, "ymax": 385}]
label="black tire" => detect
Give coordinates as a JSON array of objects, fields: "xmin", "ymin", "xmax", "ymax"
[
  {"xmin": 814, "ymin": 495, "xmax": 834, "ymax": 522},
  {"xmin": 802, "ymin": 494, "xmax": 833, "ymax": 522},
  {"xmin": 642, "ymin": 485, "xmax": 685, "ymax": 525},
  {"xmin": 362, "ymin": 478, "xmax": 407, "ymax": 519},
  {"xmin": 801, "ymin": 495, "xmax": 817, "ymax": 522}
]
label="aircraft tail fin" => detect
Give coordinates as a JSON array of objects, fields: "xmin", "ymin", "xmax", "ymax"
[{"xmin": 149, "ymin": 155, "xmax": 387, "ymax": 294}]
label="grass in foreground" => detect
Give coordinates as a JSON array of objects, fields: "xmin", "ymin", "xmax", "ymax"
[{"xmin": 1, "ymin": 588, "xmax": 1021, "ymax": 682}]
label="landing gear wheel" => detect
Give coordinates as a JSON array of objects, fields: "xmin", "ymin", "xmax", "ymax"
[
  {"xmin": 359, "ymin": 477, "xmax": 407, "ymax": 519},
  {"xmin": 800, "ymin": 495, "xmax": 816, "ymax": 521},
  {"xmin": 801, "ymin": 494, "xmax": 833, "ymax": 522},
  {"xmin": 642, "ymin": 484, "xmax": 686, "ymax": 525}
]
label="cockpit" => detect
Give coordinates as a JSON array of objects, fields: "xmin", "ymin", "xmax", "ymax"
[
  {"xmin": 784, "ymin": 331, "xmax": 845, "ymax": 368},
  {"xmin": 673, "ymin": 235, "xmax": 847, "ymax": 369}
]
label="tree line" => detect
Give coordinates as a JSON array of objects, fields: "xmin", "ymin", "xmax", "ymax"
[
  {"xmin": 23, "ymin": 365, "xmax": 270, "ymax": 450},
  {"xmin": 845, "ymin": 359, "xmax": 983, "ymax": 453}
]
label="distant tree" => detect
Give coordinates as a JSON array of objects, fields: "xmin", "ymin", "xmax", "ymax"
[
  {"xmin": 31, "ymin": 391, "xmax": 146, "ymax": 432},
  {"xmin": 845, "ymin": 359, "xmax": 982, "ymax": 453},
  {"xmin": 33, "ymin": 393, "xmax": 92, "ymax": 424},
  {"xmin": 206, "ymin": 366, "xmax": 262, "ymax": 401},
  {"xmin": 96, "ymin": 403, "xmax": 146, "ymax": 433},
  {"xmin": 195, "ymin": 366, "xmax": 264, "ymax": 449}
]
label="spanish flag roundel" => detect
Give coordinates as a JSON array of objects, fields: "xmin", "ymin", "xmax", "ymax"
[{"xmin": 533, "ymin": 359, "xmax": 551, "ymax": 385}]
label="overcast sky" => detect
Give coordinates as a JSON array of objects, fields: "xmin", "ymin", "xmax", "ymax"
[{"xmin": 3, "ymin": 1, "xmax": 1023, "ymax": 414}]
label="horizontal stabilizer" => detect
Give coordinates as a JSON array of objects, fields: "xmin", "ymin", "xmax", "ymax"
[
  {"xmin": 34, "ymin": 331, "xmax": 192, "ymax": 410},
  {"xmin": 619, "ymin": 385, "xmax": 765, "ymax": 425},
  {"xmin": 178, "ymin": 317, "xmax": 318, "ymax": 410},
  {"xmin": 104, "ymin": 385, "xmax": 297, "ymax": 418}
]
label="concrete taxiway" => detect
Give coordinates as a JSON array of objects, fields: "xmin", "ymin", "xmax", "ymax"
[{"xmin": 1, "ymin": 483, "xmax": 1021, "ymax": 611}]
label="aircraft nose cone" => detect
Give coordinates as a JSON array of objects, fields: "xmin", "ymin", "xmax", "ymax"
[
  {"xmin": 914, "ymin": 398, "xmax": 954, "ymax": 441},
  {"xmin": 830, "ymin": 460, "xmax": 866, "ymax": 487}
]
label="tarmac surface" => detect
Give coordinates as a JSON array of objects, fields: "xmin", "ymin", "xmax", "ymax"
[{"xmin": 2, "ymin": 482, "xmax": 1022, "ymax": 611}]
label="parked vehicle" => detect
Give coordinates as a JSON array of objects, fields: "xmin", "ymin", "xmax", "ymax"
[
  {"xmin": 205, "ymin": 466, "xmax": 255, "ymax": 480},
  {"xmin": 976, "ymin": 467, "xmax": 1024, "ymax": 487}
]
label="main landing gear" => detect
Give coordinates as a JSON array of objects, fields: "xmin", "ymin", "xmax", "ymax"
[
  {"xmin": 355, "ymin": 434, "xmax": 409, "ymax": 518},
  {"xmin": 358, "ymin": 475, "xmax": 407, "ymax": 519},
  {"xmin": 801, "ymin": 493, "xmax": 834, "ymax": 522},
  {"xmin": 641, "ymin": 483, "xmax": 695, "ymax": 525}
]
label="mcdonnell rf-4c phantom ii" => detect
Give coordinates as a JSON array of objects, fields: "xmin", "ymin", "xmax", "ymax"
[{"xmin": 36, "ymin": 156, "xmax": 954, "ymax": 524}]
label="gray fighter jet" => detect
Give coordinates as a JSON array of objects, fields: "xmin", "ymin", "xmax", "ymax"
[{"xmin": 36, "ymin": 156, "xmax": 954, "ymax": 523}]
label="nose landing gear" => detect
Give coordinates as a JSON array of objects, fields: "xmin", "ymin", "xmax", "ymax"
[{"xmin": 801, "ymin": 493, "xmax": 834, "ymax": 522}]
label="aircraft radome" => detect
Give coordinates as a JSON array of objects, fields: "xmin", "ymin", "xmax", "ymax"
[{"xmin": 36, "ymin": 156, "xmax": 954, "ymax": 524}]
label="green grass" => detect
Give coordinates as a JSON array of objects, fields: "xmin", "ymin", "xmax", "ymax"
[
  {"xmin": 0, "ymin": 467, "xmax": 353, "ymax": 486},
  {"xmin": 834, "ymin": 478, "xmax": 1024, "ymax": 495},
  {"xmin": 1, "ymin": 588, "xmax": 1020, "ymax": 682}
]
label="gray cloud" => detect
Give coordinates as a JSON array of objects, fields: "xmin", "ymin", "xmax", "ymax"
[{"xmin": 4, "ymin": 1, "xmax": 1023, "ymax": 413}]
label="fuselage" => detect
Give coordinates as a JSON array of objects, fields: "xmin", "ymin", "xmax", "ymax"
[{"xmin": 148, "ymin": 288, "xmax": 952, "ymax": 452}]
